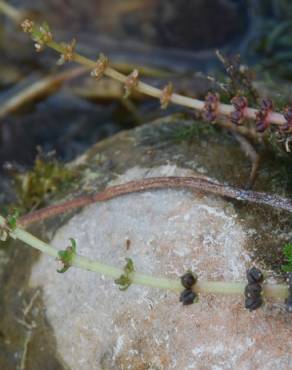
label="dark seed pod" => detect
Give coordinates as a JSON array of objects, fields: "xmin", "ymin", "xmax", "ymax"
[
  {"xmin": 245, "ymin": 267, "xmax": 264, "ymax": 311},
  {"xmin": 282, "ymin": 107, "xmax": 292, "ymax": 132},
  {"xmin": 247, "ymin": 267, "xmax": 264, "ymax": 284},
  {"xmin": 286, "ymin": 272, "xmax": 292, "ymax": 313},
  {"xmin": 255, "ymin": 98, "xmax": 273, "ymax": 133},
  {"xmin": 261, "ymin": 98, "xmax": 273, "ymax": 111},
  {"xmin": 205, "ymin": 92, "xmax": 219, "ymax": 110},
  {"xmin": 230, "ymin": 110, "xmax": 243, "ymax": 125},
  {"xmin": 179, "ymin": 289, "xmax": 197, "ymax": 305},
  {"xmin": 203, "ymin": 92, "xmax": 219, "ymax": 122},
  {"xmin": 256, "ymin": 119, "xmax": 268, "ymax": 133},
  {"xmin": 255, "ymin": 111, "xmax": 269, "ymax": 133},
  {"xmin": 181, "ymin": 272, "xmax": 197, "ymax": 289},
  {"xmin": 204, "ymin": 111, "xmax": 217, "ymax": 122},
  {"xmin": 231, "ymin": 96, "xmax": 248, "ymax": 110},
  {"xmin": 245, "ymin": 283, "xmax": 262, "ymax": 298},
  {"xmin": 230, "ymin": 96, "xmax": 247, "ymax": 125},
  {"xmin": 261, "ymin": 98, "xmax": 274, "ymax": 111},
  {"xmin": 287, "ymin": 272, "xmax": 292, "ymax": 289},
  {"xmin": 286, "ymin": 296, "xmax": 292, "ymax": 313},
  {"xmin": 245, "ymin": 296, "xmax": 263, "ymax": 311},
  {"xmin": 284, "ymin": 107, "xmax": 292, "ymax": 121}
]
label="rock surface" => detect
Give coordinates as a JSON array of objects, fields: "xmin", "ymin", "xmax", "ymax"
[
  {"xmin": 1, "ymin": 117, "xmax": 292, "ymax": 370},
  {"xmin": 30, "ymin": 165, "xmax": 291, "ymax": 369}
]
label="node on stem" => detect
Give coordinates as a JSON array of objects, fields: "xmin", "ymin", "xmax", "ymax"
[
  {"xmin": 115, "ymin": 258, "xmax": 135, "ymax": 291},
  {"xmin": 57, "ymin": 238, "xmax": 77, "ymax": 273}
]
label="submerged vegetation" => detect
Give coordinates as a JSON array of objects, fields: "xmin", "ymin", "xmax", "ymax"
[
  {"xmin": 0, "ymin": 211, "xmax": 289, "ymax": 307},
  {"xmin": 282, "ymin": 243, "xmax": 292, "ymax": 272},
  {"xmin": 13, "ymin": 151, "xmax": 78, "ymax": 212},
  {"xmin": 0, "ymin": 3, "xmax": 292, "ymax": 370},
  {"xmin": 0, "ymin": 3, "xmax": 291, "ymax": 318},
  {"xmin": 20, "ymin": 20, "xmax": 292, "ymax": 140}
]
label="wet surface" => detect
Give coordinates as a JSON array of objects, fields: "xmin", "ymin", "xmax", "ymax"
[
  {"xmin": 0, "ymin": 116, "xmax": 291, "ymax": 369},
  {"xmin": 0, "ymin": 231, "xmax": 65, "ymax": 370},
  {"xmin": 0, "ymin": 1, "xmax": 292, "ymax": 368}
]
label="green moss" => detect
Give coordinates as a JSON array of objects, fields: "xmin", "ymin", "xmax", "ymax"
[
  {"xmin": 171, "ymin": 121, "xmax": 217, "ymax": 143},
  {"xmin": 14, "ymin": 155, "xmax": 78, "ymax": 212},
  {"xmin": 282, "ymin": 243, "xmax": 292, "ymax": 272}
]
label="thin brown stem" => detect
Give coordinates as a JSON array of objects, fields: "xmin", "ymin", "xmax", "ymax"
[
  {"xmin": 0, "ymin": 0, "xmax": 24, "ymax": 23},
  {"xmin": 19, "ymin": 176, "xmax": 292, "ymax": 227},
  {"xmin": 232, "ymin": 133, "xmax": 261, "ymax": 189},
  {"xmin": 0, "ymin": 67, "xmax": 87, "ymax": 120}
]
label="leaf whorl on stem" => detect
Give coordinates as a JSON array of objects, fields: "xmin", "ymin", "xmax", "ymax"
[
  {"xmin": 203, "ymin": 92, "xmax": 219, "ymax": 122},
  {"xmin": 255, "ymin": 98, "xmax": 273, "ymax": 133},
  {"xmin": 230, "ymin": 96, "xmax": 248, "ymax": 126},
  {"xmin": 180, "ymin": 271, "xmax": 198, "ymax": 305},
  {"xmin": 245, "ymin": 267, "xmax": 264, "ymax": 311}
]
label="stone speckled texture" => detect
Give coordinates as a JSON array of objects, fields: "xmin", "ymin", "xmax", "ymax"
[
  {"xmin": 30, "ymin": 166, "xmax": 291, "ymax": 370},
  {"xmin": 1, "ymin": 117, "xmax": 291, "ymax": 370}
]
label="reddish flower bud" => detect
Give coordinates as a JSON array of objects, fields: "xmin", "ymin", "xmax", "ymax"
[
  {"xmin": 230, "ymin": 96, "xmax": 248, "ymax": 125},
  {"xmin": 203, "ymin": 92, "xmax": 219, "ymax": 122},
  {"xmin": 282, "ymin": 107, "xmax": 292, "ymax": 132},
  {"xmin": 255, "ymin": 98, "xmax": 273, "ymax": 133}
]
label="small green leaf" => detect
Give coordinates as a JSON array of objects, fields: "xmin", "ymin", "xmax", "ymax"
[
  {"xmin": 124, "ymin": 257, "xmax": 134, "ymax": 274},
  {"xmin": 57, "ymin": 238, "xmax": 77, "ymax": 273},
  {"xmin": 281, "ymin": 243, "xmax": 292, "ymax": 272},
  {"xmin": 41, "ymin": 21, "xmax": 51, "ymax": 33},
  {"xmin": 115, "ymin": 258, "xmax": 135, "ymax": 291},
  {"xmin": 6, "ymin": 209, "xmax": 20, "ymax": 230}
]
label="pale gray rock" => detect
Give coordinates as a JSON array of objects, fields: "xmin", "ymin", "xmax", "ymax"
[{"xmin": 30, "ymin": 166, "xmax": 292, "ymax": 370}]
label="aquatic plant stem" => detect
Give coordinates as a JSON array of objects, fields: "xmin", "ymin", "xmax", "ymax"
[
  {"xmin": 0, "ymin": 66, "xmax": 87, "ymax": 120},
  {"xmin": 45, "ymin": 41, "xmax": 288, "ymax": 130},
  {"xmin": 0, "ymin": 0, "xmax": 24, "ymax": 23},
  {"xmin": 19, "ymin": 20, "xmax": 292, "ymax": 140},
  {"xmin": 0, "ymin": 215, "xmax": 288, "ymax": 299},
  {"xmin": 18, "ymin": 176, "xmax": 292, "ymax": 228}
]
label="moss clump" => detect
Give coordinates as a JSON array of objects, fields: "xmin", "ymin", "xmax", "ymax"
[
  {"xmin": 282, "ymin": 243, "xmax": 292, "ymax": 272},
  {"xmin": 171, "ymin": 121, "xmax": 217, "ymax": 143},
  {"xmin": 14, "ymin": 153, "xmax": 78, "ymax": 212},
  {"xmin": 114, "ymin": 258, "xmax": 135, "ymax": 291}
]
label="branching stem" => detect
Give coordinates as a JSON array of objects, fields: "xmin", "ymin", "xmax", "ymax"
[
  {"xmin": 0, "ymin": 17, "xmax": 290, "ymax": 303},
  {"xmin": 45, "ymin": 41, "xmax": 288, "ymax": 131},
  {"xmin": 13, "ymin": 19, "xmax": 292, "ymax": 139},
  {"xmin": 0, "ymin": 215, "xmax": 288, "ymax": 300}
]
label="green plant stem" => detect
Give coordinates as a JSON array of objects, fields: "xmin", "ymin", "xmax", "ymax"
[
  {"xmin": 0, "ymin": 215, "xmax": 288, "ymax": 299},
  {"xmin": 0, "ymin": 0, "xmax": 24, "ymax": 23},
  {"xmin": 45, "ymin": 41, "xmax": 287, "ymax": 130},
  {"xmin": 0, "ymin": 67, "xmax": 86, "ymax": 120}
]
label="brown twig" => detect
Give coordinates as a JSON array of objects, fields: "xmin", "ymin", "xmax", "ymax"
[
  {"xmin": 232, "ymin": 132, "xmax": 261, "ymax": 189},
  {"xmin": 0, "ymin": 0, "xmax": 25, "ymax": 23},
  {"xmin": 0, "ymin": 66, "xmax": 87, "ymax": 120},
  {"xmin": 19, "ymin": 176, "xmax": 292, "ymax": 227}
]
